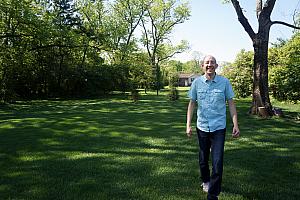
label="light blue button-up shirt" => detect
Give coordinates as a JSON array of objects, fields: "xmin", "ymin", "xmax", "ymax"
[{"xmin": 188, "ymin": 74, "xmax": 235, "ymax": 132}]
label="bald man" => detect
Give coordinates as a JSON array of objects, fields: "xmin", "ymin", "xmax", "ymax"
[{"xmin": 186, "ymin": 55, "xmax": 240, "ymax": 200}]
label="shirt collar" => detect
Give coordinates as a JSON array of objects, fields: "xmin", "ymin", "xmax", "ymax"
[{"xmin": 201, "ymin": 74, "xmax": 218, "ymax": 83}]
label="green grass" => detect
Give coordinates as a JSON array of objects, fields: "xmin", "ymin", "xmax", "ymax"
[{"xmin": 0, "ymin": 89, "xmax": 299, "ymax": 200}]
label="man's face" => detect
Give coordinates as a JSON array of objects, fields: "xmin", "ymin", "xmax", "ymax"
[{"xmin": 202, "ymin": 56, "xmax": 218, "ymax": 75}]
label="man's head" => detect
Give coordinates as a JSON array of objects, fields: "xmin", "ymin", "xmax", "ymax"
[{"xmin": 201, "ymin": 55, "xmax": 218, "ymax": 76}]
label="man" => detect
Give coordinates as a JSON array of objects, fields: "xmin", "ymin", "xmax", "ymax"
[{"xmin": 186, "ymin": 55, "xmax": 240, "ymax": 200}]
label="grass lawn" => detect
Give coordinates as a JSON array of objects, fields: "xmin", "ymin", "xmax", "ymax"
[{"xmin": 0, "ymin": 89, "xmax": 299, "ymax": 200}]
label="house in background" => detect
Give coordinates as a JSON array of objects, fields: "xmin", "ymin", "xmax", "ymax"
[{"xmin": 178, "ymin": 73, "xmax": 199, "ymax": 87}]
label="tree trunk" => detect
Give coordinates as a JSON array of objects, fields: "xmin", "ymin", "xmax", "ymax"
[
  {"xmin": 151, "ymin": 57, "xmax": 160, "ymax": 96},
  {"xmin": 156, "ymin": 63, "xmax": 160, "ymax": 96},
  {"xmin": 250, "ymin": 32, "xmax": 273, "ymax": 116}
]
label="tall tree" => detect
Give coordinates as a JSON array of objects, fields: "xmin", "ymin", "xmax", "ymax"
[
  {"xmin": 141, "ymin": 0, "xmax": 190, "ymax": 95},
  {"xmin": 0, "ymin": 0, "xmax": 41, "ymax": 101},
  {"xmin": 229, "ymin": 0, "xmax": 300, "ymax": 116},
  {"xmin": 108, "ymin": 0, "xmax": 146, "ymax": 63}
]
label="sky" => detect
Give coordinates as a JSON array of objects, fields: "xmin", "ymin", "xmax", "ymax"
[{"xmin": 171, "ymin": 0, "xmax": 300, "ymax": 63}]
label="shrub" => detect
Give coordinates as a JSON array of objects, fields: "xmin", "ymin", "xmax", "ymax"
[
  {"xmin": 221, "ymin": 50, "xmax": 253, "ymax": 98},
  {"xmin": 130, "ymin": 89, "xmax": 139, "ymax": 102},
  {"xmin": 269, "ymin": 33, "xmax": 300, "ymax": 103},
  {"xmin": 168, "ymin": 87, "xmax": 179, "ymax": 101}
]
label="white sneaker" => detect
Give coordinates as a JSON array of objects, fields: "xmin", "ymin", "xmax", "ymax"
[{"xmin": 201, "ymin": 182, "xmax": 209, "ymax": 193}]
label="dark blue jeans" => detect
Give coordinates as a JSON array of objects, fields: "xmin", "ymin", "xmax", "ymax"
[{"xmin": 196, "ymin": 128, "xmax": 226, "ymax": 200}]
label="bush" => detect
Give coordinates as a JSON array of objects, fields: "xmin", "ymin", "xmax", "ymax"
[
  {"xmin": 269, "ymin": 33, "xmax": 300, "ymax": 103},
  {"xmin": 130, "ymin": 89, "xmax": 139, "ymax": 102},
  {"xmin": 168, "ymin": 87, "xmax": 179, "ymax": 101},
  {"xmin": 221, "ymin": 50, "xmax": 253, "ymax": 98}
]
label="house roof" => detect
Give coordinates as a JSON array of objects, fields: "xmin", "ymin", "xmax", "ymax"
[{"xmin": 178, "ymin": 73, "xmax": 199, "ymax": 79}]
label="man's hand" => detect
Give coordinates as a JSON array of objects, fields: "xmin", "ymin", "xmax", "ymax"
[
  {"xmin": 186, "ymin": 126, "xmax": 193, "ymax": 137},
  {"xmin": 232, "ymin": 126, "xmax": 240, "ymax": 138}
]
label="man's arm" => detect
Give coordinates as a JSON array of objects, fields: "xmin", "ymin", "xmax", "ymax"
[
  {"xmin": 228, "ymin": 99, "xmax": 240, "ymax": 138},
  {"xmin": 186, "ymin": 100, "xmax": 196, "ymax": 137}
]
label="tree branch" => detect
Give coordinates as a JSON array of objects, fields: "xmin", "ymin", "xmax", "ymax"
[
  {"xmin": 256, "ymin": 0, "xmax": 262, "ymax": 19},
  {"xmin": 261, "ymin": 0, "xmax": 276, "ymax": 16},
  {"xmin": 230, "ymin": 0, "xmax": 256, "ymax": 40},
  {"xmin": 271, "ymin": 20, "xmax": 300, "ymax": 29},
  {"xmin": 158, "ymin": 50, "xmax": 183, "ymax": 62},
  {"xmin": 292, "ymin": 8, "xmax": 299, "ymax": 26},
  {"xmin": 0, "ymin": 33, "xmax": 33, "ymax": 39},
  {"xmin": 30, "ymin": 44, "xmax": 83, "ymax": 51},
  {"xmin": 141, "ymin": 17, "xmax": 152, "ymax": 59}
]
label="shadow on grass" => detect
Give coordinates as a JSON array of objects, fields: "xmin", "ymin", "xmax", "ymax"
[
  {"xmin": 223, "ymin": 98, "xmax": 300, "ymax": 200},
  {"xmin": 0, "ymin": 93, "xmax": 201, "ymax": 200},
  {"xmin": 0, "ymin": 93, "xmax": 299, "ymax": 200}
]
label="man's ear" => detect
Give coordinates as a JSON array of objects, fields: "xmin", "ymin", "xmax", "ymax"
[{"xmin": 215, "ymin": 64, "xmax": 218, "ymax": 69}]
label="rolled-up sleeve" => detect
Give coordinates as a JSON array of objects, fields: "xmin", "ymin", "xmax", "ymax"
[
  {"xmin": 188, "ymin": 81, "xmax": 197, "ymax": 101},
  {"xmin": 225, "ymin": 79, "xmax": 235, "ymax": 100}
]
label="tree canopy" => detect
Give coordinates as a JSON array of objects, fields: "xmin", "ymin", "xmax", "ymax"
[{"xmin": 0, "ymin": 0, "xmax": 190, "ymax": 102}]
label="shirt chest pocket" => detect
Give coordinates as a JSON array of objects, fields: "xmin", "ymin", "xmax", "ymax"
[
  {"xmin": 197, "ymin": 90, "xmax": 206, "ymax": 100},
  {"xmin": 212, "ymin": 90, "xmax": 225, "ymax": 103}
]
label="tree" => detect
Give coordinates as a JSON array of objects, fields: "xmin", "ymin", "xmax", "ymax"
[
  {"xmin": 141, "ymin": 0, "xmax": 190, "ymax": 95},
  {"xmin": 100, "ymin": 0, "xmax": 144, "ymax": 64},
  {"xmin": 269, "ymin": 33, "xmax": 300, "ymax": 102},
  {"xmin": 0, "ymin": 0, "xmax": 191, "ymax": 101},
  {"xmin": 228, "ymin": 0, "xmax": 300, "ymax": 116},
  {"xmin": 191, "ymin": 50, "xmax": 203, "ymax": 67},
  {"xmin": 222, "ymin": 49, "xmax": 253, "ymax": 98},
  {"xmin": 0, "ymin": 0, "xmax": 43, "ymax": 101}
]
